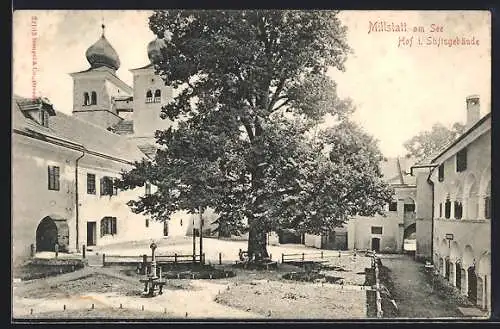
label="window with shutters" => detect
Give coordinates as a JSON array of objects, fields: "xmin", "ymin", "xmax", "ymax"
[
  {"xmin": 388, "ymin": 201, "xmax": 397, "ymax": 211},
  {"xmin": 438, "ymin": 164, "xmax": 444, "ymax": 182},
  {"xmin": 445, "ymin": 198, "xmax": 451, "ymax": 219},
  {"xmin": 371, "ymin": 226, "xmax": 383, "ymax": 234},
  {"xmin": 101, "ymin": 217, "xmax": 117, "ymax": 236},
  {"xmin": 100, "ymin": 176, "xmax": 117, "ymax": 196},
  {"xmin": 48, "ymin": 166, "xmax": 60, "ymax": 191},
  {"xmin": 91, "ymin": 91, "xmax": 97, "ymax": 105},
  {"xmin": 87, "ymin": 173, "xmax": 96, "ymax": 194},
  {"xmin": 456, "ymin": 148, "xmax": 467, "ymax": 172},
  {"xmin": 83, "ymin": 92, "xmax": 90, "ymax": 106}
]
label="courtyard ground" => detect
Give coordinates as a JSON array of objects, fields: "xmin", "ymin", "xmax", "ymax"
[{"xmin": 13, "ymin": 238, "xmax": 370, "ymax": 320}]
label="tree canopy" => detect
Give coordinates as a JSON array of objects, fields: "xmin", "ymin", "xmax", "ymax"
[
  {"xmin": 118, "ymin": 10, "xmax": 392, "ymax": 260},
  {"xmin": 404, "ymin": 122, "xmax": 466, "ymax": 162}
]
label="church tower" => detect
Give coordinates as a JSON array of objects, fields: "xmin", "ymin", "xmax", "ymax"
[
  {"xmin": 129, "ymin": 36, "xmax": 173, "ymax": 144},
  {"xmin": 69, "ymin": 25, "xmax": 133, "ymax": 129}
]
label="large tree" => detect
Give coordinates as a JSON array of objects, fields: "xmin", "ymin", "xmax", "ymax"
[
  {"xmin": 118, "ymin": 10, "xmax": 391, "ymax": 260},
  {"xmin": 404, "ymin": 122, "xmax": 465, "ymax": 162}
]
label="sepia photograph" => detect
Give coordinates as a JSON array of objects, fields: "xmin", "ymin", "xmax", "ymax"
[{"xmin": 12, "ymin": 9, "xmax": 491, "ymax": 321}]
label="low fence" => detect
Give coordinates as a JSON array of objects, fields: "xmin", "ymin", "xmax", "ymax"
[
  {"xmin": 281, "ymin": 251, "xmax": 345, "ymax": 263},
  {"xmin": 102, "ymin": 253, "xmax": 205, "ymax": 267}
]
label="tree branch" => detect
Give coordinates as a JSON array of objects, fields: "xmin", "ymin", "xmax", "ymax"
[{"xmin": 267, "ymin": 77, "xmax": 287, "ymax": 113}]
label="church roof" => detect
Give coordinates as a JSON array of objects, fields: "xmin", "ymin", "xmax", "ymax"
[
  {"xmin": 85, "ymin": 26, "xmax": 121, "ymax": 71},
  {"xmin": 13, "ymin": 95, "xmax": 146, "ymax": 163}
]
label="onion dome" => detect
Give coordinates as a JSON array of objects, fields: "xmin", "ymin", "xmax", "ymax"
[
  {"xmin": 147, "ymin": 37, "xmax": 167, "ymax": 64},
  {"xmin": 85, "ymin": 24, "xmax": 121, "ymax": 71}
]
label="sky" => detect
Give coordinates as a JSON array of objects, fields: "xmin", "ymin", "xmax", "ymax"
[{"xmin": 13, "ymin": 10, "xmax": 491, "ymax": 158}]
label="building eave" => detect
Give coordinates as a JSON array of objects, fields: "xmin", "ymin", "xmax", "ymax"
[{"xmin": 431, "ymin": 112, "xmax": 491, "ymax": 164}]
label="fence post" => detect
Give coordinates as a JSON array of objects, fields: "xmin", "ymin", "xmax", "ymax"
[
  {"xmin": 321, "ymin": 251, "xmax": 324, "ymax": 259},
  {"xmin": 302, "ymin": 253, "xmax": 305, "ymax": 261},
  {"xmin": 102, "ymin": 253, "xmax": 106, "ymax": 266},
  {"xmin": 82, "ymin": 245, "xmax": 86, "ymax": 259},
  {"xmin": 142, "ymin": 254, "xmax": 147, "ymax": 274},
  {"xmin": 281, "ymin": 253, "xmax": 285, "ymax": 264},
  {"xmin": 202, "ymin": 253, "xmax": 206, "ymax": 265},
  {"xmin": 54, "ymin": 244, "xmax": 59, "ymax": 259},
  {"xmin": 270, "ymin": 253, "xmax": 272, "ymax": 260},
  {"xmin": 219, "ymin": 252, "xmax": 222, "ymax": 265},
  {"xmin": 30, "ymin": 244, "xmax": 35, "ymax": 258}
]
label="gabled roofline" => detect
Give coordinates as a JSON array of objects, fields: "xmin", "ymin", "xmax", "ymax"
[{"xmin": 431, "ymin": 112, "xmax": 491, "ymax": 163}]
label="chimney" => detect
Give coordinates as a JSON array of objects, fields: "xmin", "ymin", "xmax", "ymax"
[{"xmin": 466, "ymin": 95, "xmax": 480, "ymax": 129}]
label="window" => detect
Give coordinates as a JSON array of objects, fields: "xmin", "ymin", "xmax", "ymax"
[
  {"xmin": 48, "ymin": 166, "xmax": 60, "ymax": 191},
  {"xmin": 404, "ymin": 204, "xmax": 415, "ymax": 212},
  {"xmin": 101, "ymin": 217, "xmax": 117, "ymax": 236},
  {"xmin": 154, "ymin": 89, "xmax": 161, "ymax": 103},
  {"xmin": 439, "ymin": 203, "xmax": 443, "ymax": 218},
  {"xmin": 145, "ymin": 182, "xmax": 151, "ymax": 196},
  {"xmin": 40, "ymin": 110, "xmax": 49, "ymax": 127},
  {"xmin": 113, "ymin": 178, "xmax": 118, "ymax": 195},
  {"xmin": 485, "ymin": 196, "xmax": 491, "ymax": 219},
  {"xmin": 456, "ymin": 148, "xmax": 467, "ymax": 172},
  {"xmin": 444, "ymin": 198, "xmax": 451, "ymax": 219},
  {"xmin": 146, "ymin": 90, "xmax": 153, "ymax": 103},
  {"xmin": 91, "ymin": 91, "xmax": 97, "ymax": 105},
  {"xmin": 371, "ymin": 226, "xmax": 383, "ymax": 234},
  {"xmin": 388, "ymin": 201, "xmax": 397, "ymax": 211},
  {"xmin": 100, "ymin": 176, "xmax": 114, "ymax": 196},
  {"xmin": 84, "ymin": 92, "xmax": 90, "ymax": 105},
  {"xmin": 145, "ymin": 219, "xmax": 150, "ymax": 228},
  {"xmin": 87, "ymin": 173, "xmax": 96, "ymax": 194},
  {"xmin": 180, "ymin": 219, "xmax": 183, "ymax": 226},
  {"xmin": 454, "ymin": 201, "xmax": 463, "ymax": 219},
  {"xmin": 438, "ymin": 164, "xmax": 444, "ymax": 182}
]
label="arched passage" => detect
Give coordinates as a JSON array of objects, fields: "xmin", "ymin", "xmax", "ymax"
[
  {"xmin": 35, "ymin": 216, "xmax": 69, "ymax": 253},
  {"xmin": 477, "ymin": 252, "xmax": 491, "ymax": 310}
]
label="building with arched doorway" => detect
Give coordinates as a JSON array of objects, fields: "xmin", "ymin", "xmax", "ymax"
[
  {"xmin": 12, "ymin": 25, "xmax": 200, "ymax": 266},
  {"xmin": 412, "ymin": 95, "xmax": 491, "ymax": 311},
  {"xmin": 303, "ymin": 156, "xmax": 417, "ymax": 253}
]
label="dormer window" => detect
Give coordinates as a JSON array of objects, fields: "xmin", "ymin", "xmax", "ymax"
[
  {"xmin": 154, "ymin": 89, "xmax": 161, "ymax": 103},
  {"xmin": 146, "ymin": 90, "xmax": 153, "ymax": 103},
  {"xmin": 91, "ymin": 91, "xmax": 97, "ymax": 105},
  {"xmin": 84, "ymin": 92, "xmax": 90, "ymax": 105},
  {"xmin": 40, "ymin": 110, "xmax": 50, "ymax": 127}
]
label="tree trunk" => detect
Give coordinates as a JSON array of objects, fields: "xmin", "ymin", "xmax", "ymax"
[{"xmin": 247, "ymin": 221, "xmax": 269, "ymax": 261}]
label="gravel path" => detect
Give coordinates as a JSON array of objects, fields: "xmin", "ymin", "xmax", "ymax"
[{"xmin": 380, "ymin": 255, "xmax": 463, "ymax": 319}]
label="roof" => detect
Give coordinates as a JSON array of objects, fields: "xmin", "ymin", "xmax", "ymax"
[
  {"xmin": 129, "ymin": 63, "xmax": 154, "ymax": 71},
  {"xmin": 380, "ymin": 156, "xmax": 417, "ymax": 186},
  {"xmin": 430, "ymin": 112, "xmax": 491, "ymax": 163},
  {"xmin": 13, "ymin": 95, "xmax": 146, "ymax": 163}
]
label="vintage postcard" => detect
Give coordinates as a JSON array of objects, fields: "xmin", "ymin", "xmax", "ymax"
[{"xmin": 12, "ymin": 10, "xmax": 491, "ymax": 321}]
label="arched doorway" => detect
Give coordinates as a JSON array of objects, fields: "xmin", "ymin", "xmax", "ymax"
[
  {"xmin": 468, "ymin": 265, "xmax": 477, "ymax": 303},
  {"xmin": 403, "ymin": 223, "xmax": 416, "ymax": 252},
  {"xmin": 36, "ymin": 217, "xmax": 58, "ymax": 252},
  {"xmin": 35, "ymin": 216, "xmax": 70, "ymax": 253},
  {"xmin": 371, "ymin": 237, "xmax": 380, "ymax": 252}
]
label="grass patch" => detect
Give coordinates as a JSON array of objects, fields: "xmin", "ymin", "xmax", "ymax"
[{"xmin": 13, "ymin": 259, "xmax": 85, "ymax": 281}]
